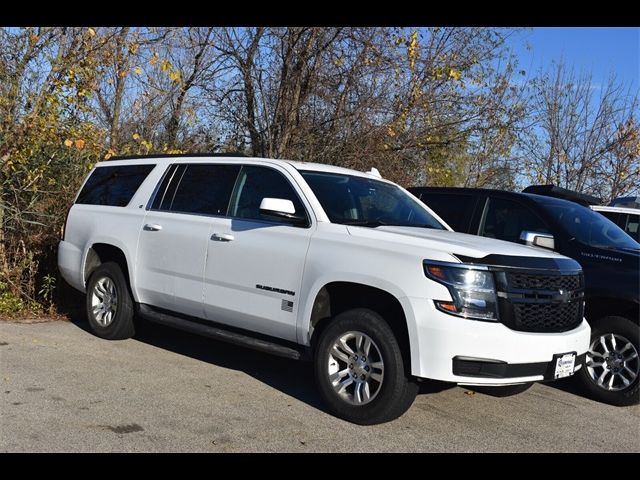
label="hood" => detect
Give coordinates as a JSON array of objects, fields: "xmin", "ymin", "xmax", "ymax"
[{"xmin": 346, "ymin": 225, "xmax": 568, "ymax": 261}]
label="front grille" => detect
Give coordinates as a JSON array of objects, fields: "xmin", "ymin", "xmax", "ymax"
[
  {"xmin": 507, "ymin": 273, "xmax": 582, "ymax": 290},
  {"xmin": 497, "ymin": 271, "xmax": 584, "ymax": 333},
  {"xmin": 512, "ymin": 301, "xmax": 582, "ymax": 332}
]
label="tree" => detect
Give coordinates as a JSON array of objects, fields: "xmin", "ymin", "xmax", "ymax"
[{"xmin": 520, "ymin": 61, "xmax": 639, "ymax": 199}]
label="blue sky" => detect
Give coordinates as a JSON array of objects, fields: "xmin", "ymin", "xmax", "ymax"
[{"xmin": 511, "ymin": 27, "xmax": 639, "ymax": 90}]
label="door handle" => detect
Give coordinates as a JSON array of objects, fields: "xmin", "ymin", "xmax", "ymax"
[
  {"xmin": 143, "ymin": 223, "xmax": 163, "ymax": 232},
  {"xmin": 211, "ymin": 233, "xmax": 234, "ymax": 242}
]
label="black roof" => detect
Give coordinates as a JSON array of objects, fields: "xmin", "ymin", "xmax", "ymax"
[
  {"xmin": 409, "ymin": 185, "xmax": 600, "ymax": 208},
  {"xmin": 522, "ymin": 185, "xmax": 601, "ymax": 206}
]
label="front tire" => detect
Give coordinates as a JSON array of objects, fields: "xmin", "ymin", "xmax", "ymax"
[
  {"xmin": 86, "ymin": 262, "xmax": 135, "ymax": 340},
  {"xmin": 579, "ymin": 316, "xmax": 639, "ymax": 406},
  {"xmin": 314, "ymin": 308, "xmax": 418, "ymax": 425}
]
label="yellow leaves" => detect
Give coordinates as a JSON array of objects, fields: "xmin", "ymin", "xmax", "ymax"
[
  {"xmin": 134, "ymin": 66, "xmax": 143, "ymax": 75},
  {"xmin": 334, "ymin": 58, "xmax": 344, "ymax": 66},
  {"xmin": 149, "ymin": 52, "xmax": 159, "ymax": 66},
  {"xmin": 386, "ymin": 125, "xmax": 396, "ymax": 138},
  {"xmin": 448, "ymin": 68, "xmax": 462, "ymax": 81},
  {"xmin": 88, "ymin": 28, "xmax": 96, "ymax": 37},
  {"xmin": 128, "ymin": 43, "xmax": 139, "ymax": 55},
  {"xmin": 169, "ymin": 70, "xmax": 181, "ymax": 83},
  {"xmin": 160, "ymin": 60, "xmax": 172, "ymax": 72},
  {"xmin": 104, "ymin": 149, "xmax": 115, "ymax": 160},
  {"xmin": 132, "ymin": 133, "xmax": 152, "ymax": 151},
  {"xmin": 408, "ymin": 30, "xmax": 418, "ymax": 70},
  {"xmin": 64, "ymin": 138, "xmax": 85, "ymax": 149}
]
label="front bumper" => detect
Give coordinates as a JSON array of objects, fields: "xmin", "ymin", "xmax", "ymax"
[
  {"xmin": 404, "ymin": 297, "xmax": 591, "ymax": 384},
  {"xmin": 452, "ymin": 353, "xmax": 585, "ymax": 383}
]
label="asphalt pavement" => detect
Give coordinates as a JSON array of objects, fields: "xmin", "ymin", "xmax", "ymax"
[{"xmin": 1, "ymin": 320, "xmax": 638, "ymax": 452}]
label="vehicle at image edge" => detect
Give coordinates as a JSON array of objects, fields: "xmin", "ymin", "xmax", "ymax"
[
  {"xmin": 58, "ymin": 155, "xmax": 590, "ymax": 424},
  {"xmin": 408, "ymin": 185, "xmax": 640, "ymax": 406},
  {"xmin": 591, "ymin": 205, "xmax": 640, "ymax": 243}
]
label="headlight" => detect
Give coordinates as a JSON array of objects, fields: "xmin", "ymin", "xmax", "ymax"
[{"xmin": 424, "ymin": 261, "xmax": 498, "ymax": 321}]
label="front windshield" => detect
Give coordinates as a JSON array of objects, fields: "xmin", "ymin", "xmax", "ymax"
[
  {"xmin": 300, "ymin": 170, "xmax": 445, "ymax": 229},
  {"xmin": 536, "ymin": 196, "xmax": 640, "ymax": 251}
]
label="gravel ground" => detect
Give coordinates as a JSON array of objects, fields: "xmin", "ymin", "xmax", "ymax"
[{"xmin": 1, "ymin": 320, "xmax": 638, "ymax": 452}]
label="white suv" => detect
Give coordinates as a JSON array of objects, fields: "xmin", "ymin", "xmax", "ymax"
[{"xmin": 59, "ymin": 155, "xmax": 590, "ymax": 424}]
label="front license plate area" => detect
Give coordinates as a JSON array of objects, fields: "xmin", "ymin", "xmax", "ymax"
[{"xmin": 553, "ymin": 352, "xmax": 576, "ymax": 379}]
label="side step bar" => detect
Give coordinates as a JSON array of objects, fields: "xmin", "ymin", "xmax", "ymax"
[{"xmin": 136, "ymin": 304, "xmax": 308, "ymax": 361}]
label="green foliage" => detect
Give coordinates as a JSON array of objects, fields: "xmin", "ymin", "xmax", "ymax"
[
  {"xmin": 0, "ymin": 282, "xmax": 24, "ymax": 316},
  {"xmin": 38, "ymin": 274, "xmax": 57, "ymax": 312}
]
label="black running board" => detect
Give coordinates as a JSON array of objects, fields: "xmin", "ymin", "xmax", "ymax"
[{"xmin": 137, "ymin": 304, "xmax": 307, "ymax": 361}]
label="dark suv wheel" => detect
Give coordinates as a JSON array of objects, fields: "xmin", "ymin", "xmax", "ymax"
[
  {"xmin": 86, "ymin": 262, "xmax": 135, "ymax": 340},
  {"xmin": 314, "ymin": 308, "xmax": 418, "ymax": 425},
  {"xmin": 579, "ymin": 316, "xmax": 639, "ymax": 406}
]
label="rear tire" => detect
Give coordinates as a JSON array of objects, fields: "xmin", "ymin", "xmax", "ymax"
[
  {"xmin": 314, "ymin": 308, "xmax": 418, "ymax": 425},
  {"xmin": 578, "ymin": 316, "xmax": 639, "ymax": 406},
  {"xmin": 86, "ymin": 262, "xmax": 135, "ymax": 340}
]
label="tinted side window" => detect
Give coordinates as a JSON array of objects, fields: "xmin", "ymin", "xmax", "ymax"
[
  {"xmin": 150, "ymin": 164, "xmax": 179, "ymax": 210},
  {"xmin": 480, "ymin": 197, "xmax": 549, "ymax": 243},
  {"xmin": 623, "ymin": 214, "xmax": 640, "ymax": 242},
  {"xmin": 229, "ymin": 166, "xmax": 307, "ymax": 223},
  {"xmin": 76, "ymin": 164, "xmax": 155, "ymax": 207},
  {"xmin": 169, "ymin": 164, "xmax": 240, "ymax": 216},
  {"xmin": 420, "ymin": 193, "xmax": 475, "ymax": 232}
]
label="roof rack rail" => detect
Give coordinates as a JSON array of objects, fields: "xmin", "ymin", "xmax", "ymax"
[
  {"xmin": 522, "ymin": 184, "xmax": 601, "ymax": 206},
  {"xmin": 105, "ymin": 152, "xmax": 249, "ymax": 161}
]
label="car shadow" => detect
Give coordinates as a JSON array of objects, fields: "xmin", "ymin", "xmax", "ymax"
[{"xmin": 68, "ymin": 316, "xmax": 455, "ymax": 414}]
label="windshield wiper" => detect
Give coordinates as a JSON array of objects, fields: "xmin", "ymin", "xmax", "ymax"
[{"xmin": 341, "ymin": 219, "xmax": 391, "ymax": 227}]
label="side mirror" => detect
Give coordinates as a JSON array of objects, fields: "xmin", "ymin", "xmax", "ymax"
[
  {"xmin": 520, "ymin": 230, "xmax": 555, "ymax": 250},
  {"xmin": 259, "ymin": 198, "xmax": 308, "ymax": 227}
]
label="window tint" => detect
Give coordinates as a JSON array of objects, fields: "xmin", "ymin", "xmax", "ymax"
[
  {"xmin": 537, "ymin": 197, "xmax": 639, "ymax": 250},
  {"xmin": 150, "ymin": 164, "xmax": 180, "ymax": 210},
  {"xmin": 229, "ymin": 166, "xmax": 307, "ymax": 223},
  {"xmin": 168, "ymin": 164, "xmax": 240, "ymax": 215},
  {"xmin": 419, "ymin": 193, "xmax": 475, "ymax": 232},
  {"xmin": 76, "ymin": 164, "xmax": 155, "ymax": 207},
  {"xmin": 623, "ymin": 214, "xmax": 640, "ymax": 242},
  {"xmin": 301, "ymin": 171, "xmax": 444, "ymax": 229},
  {"xmin": 480, "ymin": 197, "xmax": 549, "ymax": 243}
]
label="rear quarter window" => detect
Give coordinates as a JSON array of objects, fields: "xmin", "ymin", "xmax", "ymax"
[{"xmin": 76, "ymin": 164, "xmax": 155, "ymax": 207}]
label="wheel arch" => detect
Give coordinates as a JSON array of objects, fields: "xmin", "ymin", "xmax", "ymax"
[
  {"xmin": 83, "ymin": 240, "xmax": 137, "ymax": 301},
  {"xmin": 586, "ymin": 296, "xmax": 639, "ymax": 327},
  {"xmin": 301, "ymin": 279, "xmax": 418, "ymax": 375}
]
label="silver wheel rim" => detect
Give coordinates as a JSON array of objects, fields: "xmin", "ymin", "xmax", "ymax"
[
  {"xmin": 327, "ymin": 331, "xmax": 384, "ymax": 406},
  {"xmin": 91, "ymin": 277, "xmax": 118, "ymax": 327},
  {"xmin": 586, "ymin": 333, "xmax": 639, "ymax": 391}
]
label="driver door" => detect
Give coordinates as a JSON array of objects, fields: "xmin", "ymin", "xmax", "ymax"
[{"xmin": 202, "ymin": 165, "xmax": 314, "ymax": 342}]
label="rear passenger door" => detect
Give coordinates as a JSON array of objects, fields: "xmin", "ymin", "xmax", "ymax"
[
  {"xmin": 135, "ymin": 163, "xmax": 240, "ymax": 318},
  {"xmin": 203, "ymin": 165, "xmax": 314, "ymax": 342}
]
